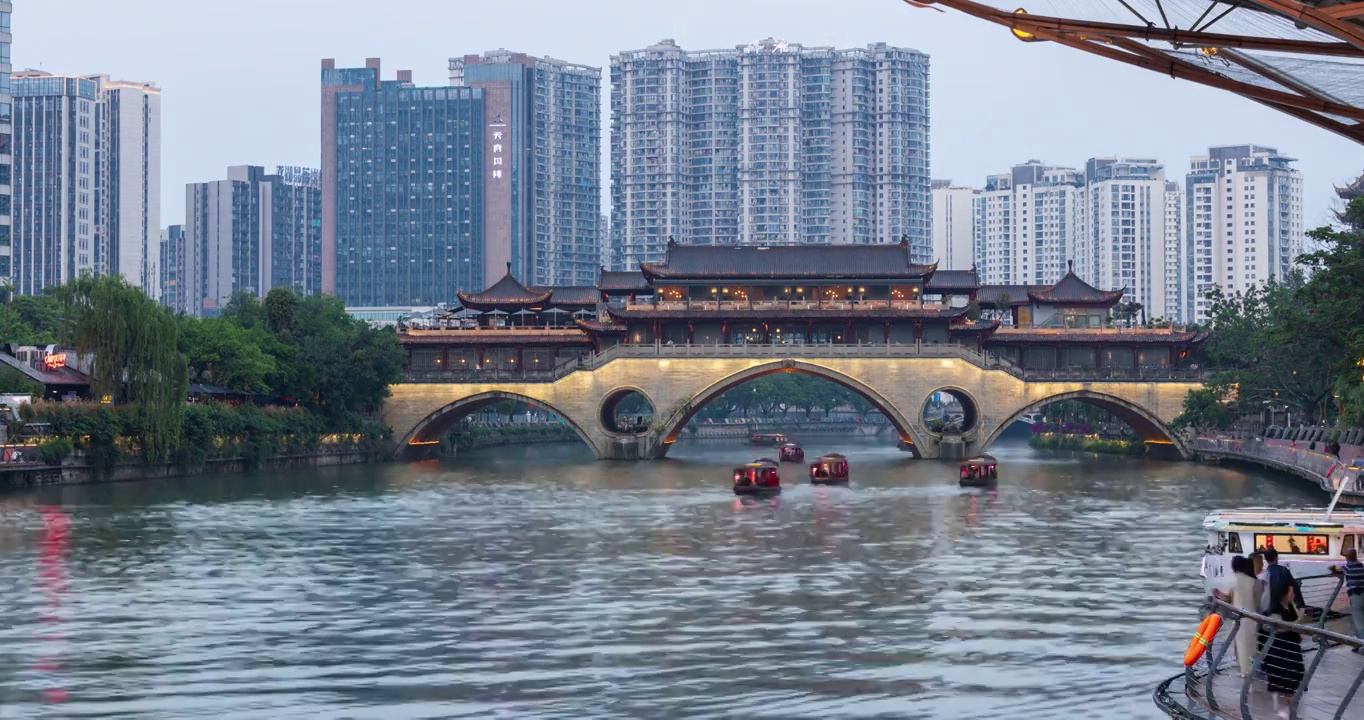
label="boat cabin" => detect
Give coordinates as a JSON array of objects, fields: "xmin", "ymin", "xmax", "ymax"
[
  {"xmin": 734, "ymin": 461, "xmax": 782, "ymax": 495},
  {"xmin": 1202, "ymin": 508, "xmax": 1364, "ymax": 612},
  {"xmin": 961, "ymin": 456, "xmax": 998, "ymax": 481},
  {"xmin": 750, "ymin": 433, "xmax": 787, "ymax": 446},
  {"xmin": 810, "ymin": 453, "xmax": 850, "ymax": 483},
  {"xmin": 779, "ymin": 444, "xmax": 805, "ymax": 463}
]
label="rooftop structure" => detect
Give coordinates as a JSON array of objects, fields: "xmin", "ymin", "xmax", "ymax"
[
  {"xmin": 397, "ymin": 242, "xmax": 1205, "ymax": 376},
  {"xmin": 913, "ymin": 0, "xmax": 1364, "ymax": 144}
]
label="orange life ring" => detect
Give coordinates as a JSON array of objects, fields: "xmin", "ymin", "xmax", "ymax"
[{"xmin": 1183, "ymin": 613, "xmax": 1223, "ymax": 666}]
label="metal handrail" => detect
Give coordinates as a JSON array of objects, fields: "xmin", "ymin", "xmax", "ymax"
[
  {"xmin": 1170, "ymin": 597, "xmax": 1364, "ymax": 719},
  {"xmin": 402, "ymin": 341, "xmax": 1210, "ymax": 385},
  {"xmin": 1194, "ymin": 437, "xmax": 1364, "ymax": 496}
]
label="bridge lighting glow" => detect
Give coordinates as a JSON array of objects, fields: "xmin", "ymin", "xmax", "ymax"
[
  {"xmin": 408, "ymin": 439, "xmax": 440, "ymax": 446},
  {"xmin": 658, "ymin": 360, "xmax": 670, "ymax": 369},
  {"xmin": 940, "ymin": 360, "xmax": 954, "ymax": 368}
]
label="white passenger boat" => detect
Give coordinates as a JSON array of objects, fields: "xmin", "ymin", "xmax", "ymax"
[{"xmin": 1201, "ymin": 505, "xmax": 1364, "ymax": 614}]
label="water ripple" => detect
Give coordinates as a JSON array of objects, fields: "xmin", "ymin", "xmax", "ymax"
[{"xmin": 0, "ymin": 438, "xmax": 1323, "ymax": 718}]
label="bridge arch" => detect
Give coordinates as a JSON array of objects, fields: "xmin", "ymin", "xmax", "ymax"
[
  {"xmin": 396, "ymin": 390, "xmax": 601, "ymax": 459},
  {"xmin": 649, "ymin": 360, "xmax": 925, "ymax": 458},
  {"xmin": 919, "ymin": 385, "xmax": 981, "ymax": 434},
  {"xmin": 598, "ymin": 385, "xmax": 657, "ymax": 436},
  {"xmin": 981, "ymin": 389, "xmax": 1190, "ymax": 459}
]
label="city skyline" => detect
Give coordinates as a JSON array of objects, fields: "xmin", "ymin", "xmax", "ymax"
[{"xmin": 19, "ymin": 0, "xmax": 1362, "ymax": 241}]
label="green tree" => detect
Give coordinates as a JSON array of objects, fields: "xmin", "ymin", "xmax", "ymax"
[
  {"xmin": 1171, "ymin": 387, "xmax": 1235, "ymax": 435},
  {"xmin": 10, "ymin": 294, "xmax": 64, "ymax": 340},
  {"xmin": 264, "ymin": 287, "xmax": 301, "ymax": 337},
  {"xmin": 1201, "ymin": 277, "xmax": 1336, "ymax": 423},
  {"xmin": 178, "ymin": 316, "xmax": 277, "ymax": 391},
  {"xmin": 56, "ymin": 275, "xmax": 188, "ymax": 461}
]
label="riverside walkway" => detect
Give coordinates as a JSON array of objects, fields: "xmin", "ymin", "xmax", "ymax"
[{"xmin": 1194, "ymin": 437, "xmax": 1364, "ymax": 506}]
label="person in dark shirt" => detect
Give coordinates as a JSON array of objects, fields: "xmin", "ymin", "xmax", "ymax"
[
  {"xmin": 1336, "ymin": 548, "xmax": 1364, "ymax": 654},
  {"xmin": 1258, "ymin": 548, "xmax": 1305, "ymax": 612}
]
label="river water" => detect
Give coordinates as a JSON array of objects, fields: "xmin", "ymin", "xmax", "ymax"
[{"xmin": 0, "ymin": 437, "xmax": 1323, "ymax": 719}]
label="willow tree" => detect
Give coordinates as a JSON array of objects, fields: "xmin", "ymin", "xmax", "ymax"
[{"xmin": 57, "ymin": 275, "xmax": 189, "ymax": 461}]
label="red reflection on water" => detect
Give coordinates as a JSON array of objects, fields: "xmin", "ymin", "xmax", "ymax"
[{"xmin": 36, "ymin": 506, "xmax": 69, "ymax": 705}]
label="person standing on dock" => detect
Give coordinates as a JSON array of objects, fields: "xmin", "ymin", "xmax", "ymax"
[
  {"xmin": 1258, "ymin": 548, "xmax": 1304, "ymax": 612},
  {"xmin": 1263, "ymin": 581, "xmax": 1306, "ymax": 717},
  {"xmin": 1339, "ymin": 548, "xmax": 1364, "ymax": 654},
  {"xmin": 1225, "ymin": 555, "xmax": 1260, "ymax": 676}
]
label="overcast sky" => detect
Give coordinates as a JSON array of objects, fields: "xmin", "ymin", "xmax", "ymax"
[{"xmin": 20, "ymin": 0, "xmax": 1363, "ymax": 230}]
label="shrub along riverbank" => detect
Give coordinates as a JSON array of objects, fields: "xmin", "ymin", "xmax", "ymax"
[
  {"xmin": 1028, "ymin": 432, "xmax": 1144, "ymax": 456},
  {"xmin": 19, "ymin": 399, "xmax": 389, "ymax": 476}
]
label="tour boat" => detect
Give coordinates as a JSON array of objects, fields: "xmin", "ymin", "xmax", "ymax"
[
  {"xmin": 809, "ymin": 453, "xmax": 850, "ymax": 484},
  {"xmin": 778, "ymin": 443, "xmax": 805, "ymax": 463},
  {"xmin": 733, "ymin": 460, "xmax": 782, "ymax": 496},
  {"xmin": 959, "ymin": 456, "xmax": 998, "ymax": 487},
  {"xmin": 1201, "ymin": 500, "xmax": 1364, "ymax": 615},
  {"xmin": 749, "ymin": 433, "xmax": 788, "ymax": 446}
]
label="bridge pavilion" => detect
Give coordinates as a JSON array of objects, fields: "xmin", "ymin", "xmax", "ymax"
[{"xmin": 397, "ymin": 241, "xmax": 1205, "ymax": 377}]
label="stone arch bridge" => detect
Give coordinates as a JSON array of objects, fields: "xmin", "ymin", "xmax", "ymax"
[{"xmin": 384, "ymin": 344, "xmax": 1203, "ymax": 461}]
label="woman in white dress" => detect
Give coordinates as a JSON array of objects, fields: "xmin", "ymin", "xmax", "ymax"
[{"xmin": 1228, "ymin": 555, "xmax": 1261, "ymax": 676}]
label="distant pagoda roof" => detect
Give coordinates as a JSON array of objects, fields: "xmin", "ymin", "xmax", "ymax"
[
  {"xmin": 640, "ymin": 238, "xmax": 937, "ymax": 282},
  {"xmin": 575, "ymin": 318, "xmax": 628, "ymax": 334},
  {"xmin": 598, "ymin": 269, "xmax": 651, "ymax": 293},
  {"xmin": 978, "ymin": 285, "xmax": 1044, "ymax": 308},
  {"xmin": 989, "ymin": 328, "xmax": 1208, "ymax": 345},
  {"xmin": 456, "ymin": 264, "xmax": 551, "ymax": 312},
  {"xmin": 1027, "ymin": 271, "xmax": 1125, "ymax": 306},
  {"xmin": 925, "ymin": 269, "xmax": 980, "ymax": 293},
  {"xmin": 530, "ymin": 286, "xmax": 600, "ymax": 307}
]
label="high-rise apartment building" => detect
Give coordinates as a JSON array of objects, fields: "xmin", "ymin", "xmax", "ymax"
[
  {"xmin": 974, "ymin": 161, "xmax": 1083, "ymax": 286},
  {"xmin": 267, "ymin": 166, "xmax": 323, "ymax": 297},
  {"xmin": 449, "ymin": 50, "xmax": 601, "ymax": 287},
  {"xmin": 609, "ymin": 39, "xmax": 930, "ymax": 268},
  {"xmin": 0, "ymin": 2, "xmax": 12, "ymax": 284},
  {"xmin": 159, "ymin": 224, "xmax": 184, "ymax": 312},
  {"xmin": 183, "ymin": 165, "xmax": 323, "ymax": 316},
  {"xmin": 11, "ymin": 73, "xmax": 98, "ymax": 295},
  {"xmin": 321, "ymin": 59, "xmax": 484, "ymax": 307},
  {"xmin": 10, "ymin": 69, "xmax": 160, "ymax": 297},
  {"xmin": 90, "ymin": 76, "xmax": 161, "ymax": 296},
  {"xmin": 1163, "ymin": 181, "xmax": 1185, "ymax": 322},
  {"xmin": 1184, "ymin": 145, "xmax": 1303, "ymax": 323},
  {"xmin": 930, "ymin": 180, "xmax": 977, "ymax": 270},
  {"xmin": 1078, "ymin": 157, "xmax": 1170, "ymax": 320}
]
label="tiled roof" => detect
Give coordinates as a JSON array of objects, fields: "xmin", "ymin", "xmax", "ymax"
[
  {"xmin": 1027, "ymin": 272, "xmax": 1124, "ymax": 306},
  {"xmin": 575, "ymin": 319, "xmax": 628, "ymax": 333},
  {"xmin": 948, "ymin": 318, "xmax": 1000, "ymax": 334},
  {"xmin": 987, "ymin": 328, "xmax": 1207, "ymax": 345},
  {"xmin": 640, "ymin": 240, "xmax": 937, "ymax": 281},
  {"xmin": 456, "ymin": 267, "xmax": 552, "ymax": 311},
  {"xmin": 598, "ymin": 270, "xmax": 651, "ymax": 292},
  {"xmin": 977, "ymin": 285, "xmax": 1043, "ymax": 307},
  {"xmin": 605, "ymin": 306, "xmax": 968, "ymax": 322},
  {"xmin": 925, "ymin": 269, "xmax": 979, "ymax": 292},
  {"xmin": 529, "ymin": 286, "xmax": 600, "ymax": 306}
]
